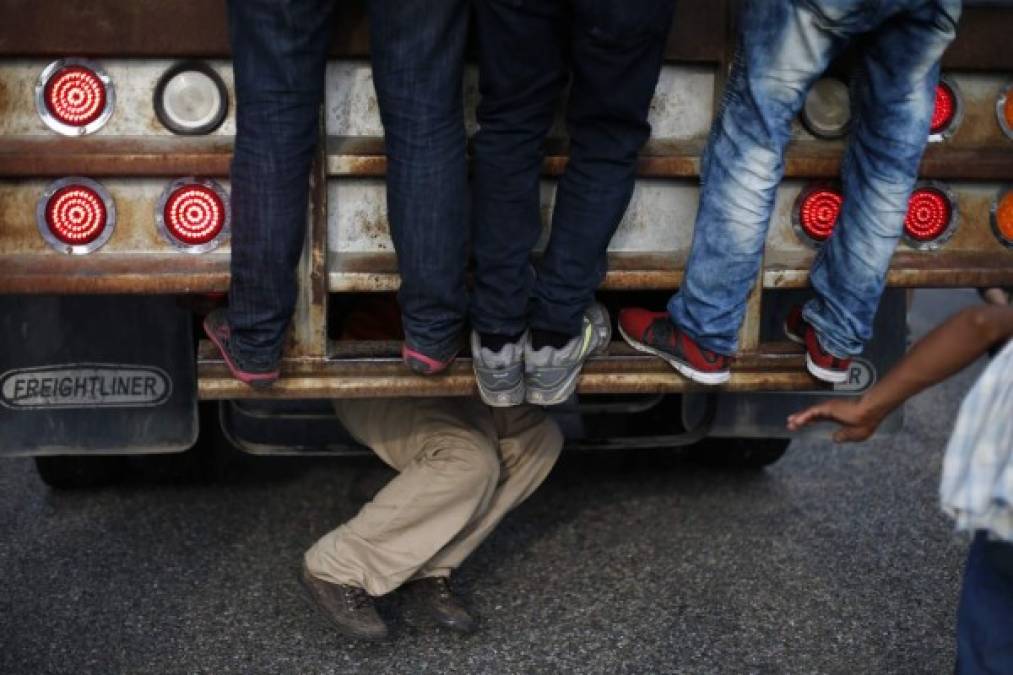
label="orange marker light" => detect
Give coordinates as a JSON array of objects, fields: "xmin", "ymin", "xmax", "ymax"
[
  {"xmin": 992, "ymin": 188, "xmax": 1013, "ymax": 247},
  {"xmin": 999, "ymin": 84, "xmax": 1013, "ymax": 140}
]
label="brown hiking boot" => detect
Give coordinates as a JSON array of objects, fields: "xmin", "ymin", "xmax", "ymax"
[
  {"xmin": 403, "ymin": 576, "xmax": 477, "ymax": 634},
  {"xmin": 299, "ymin": 564, "xmax": 389, "ymax": 641}
]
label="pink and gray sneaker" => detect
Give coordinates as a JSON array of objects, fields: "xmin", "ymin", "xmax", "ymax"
[
  {"xmin": 402, "ymin": 343, "xmax": 459, "ymax": 376},
  {"xmin": 203, "ymin": 309, "xmax": 280, "ymax": 389}
]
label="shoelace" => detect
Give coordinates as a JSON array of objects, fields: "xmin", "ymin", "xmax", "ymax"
[
  {"xmin": 435, "ymin": 578, "xmax": 453, "ymax": 600},
  {"xmin": 344, "ymin": 585, "xmax": 372, "ymax": 611}
]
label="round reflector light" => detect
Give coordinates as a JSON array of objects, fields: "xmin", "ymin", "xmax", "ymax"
[
  {"xmin": 903, "ymin": 182, "xmax": 958, "ymax": 249},
  {"xmin": 793, "ymin": 185, "xmax": 843, "ymax": 245},
  {"xmin": 36, "ymin": 177, "xmax": 116, "ymax": 255},
  {"xmin": 35, "ymin": 59, "xmax": 115, "ymax": 136},
  {"xmin": 156, "ymin": 178, "xmax": 230, "ymax": 253},
  {"xmin": 998, "ymin": 83, "xmax": 1013, "ymax": 141},
  {"xmin": 154, "ymin": 61, "xmax": 229, "ymax": 135},
  {"xmin": 990, "ymin": 187, "xmax": 1013, "ymax": 248},
  {"xmin": 928, "ymin": 77, "xmax": 961, "ymax": 142},
  {"xmin": 802, "ymin": 78, "xmax": 851, "ymax": 139}
]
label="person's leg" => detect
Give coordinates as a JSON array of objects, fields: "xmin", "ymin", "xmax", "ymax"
[
  {"xmin": 956, "ymin": 532, "xmax": 1013, "ymax": 674},
  {"xmin": 529, "ymin": 0, "xmax": 675, "ymax": 338},
  {"xmin": 304, "ymin": 398, "xmax": 503, "ymax": 597},
  {"xmin": 469, "ymin": 0, "xmax": 569, "ymax": 342},
  {"xmin": 224, "ymin": 0, "xmax": 335, "ymax": 372},
  {"xmin": 414, "ymin": 404, "xmax": 563, "ymax": 577},
  {"xmin": 803, "ymin": 0, "xmax": 960, "ymax": 358},
  {"xmin": 368, "ymin": 0, "xmax": 470, "ymax": 372},
  {"xmin": 664, "ymin": 0, "xmax": 862, "ymax": 356}
]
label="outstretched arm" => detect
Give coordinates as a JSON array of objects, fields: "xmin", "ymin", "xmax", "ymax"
[{"xmin": 787, "ymin": 305, "xmax": 1013, "ymax": 442}]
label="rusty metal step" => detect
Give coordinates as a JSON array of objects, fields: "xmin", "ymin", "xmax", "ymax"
[
  {"xmin": 197, "ymin": 340, "xmax": 822, "ymax": 399},
  {"xmin": 3, "ymin": 137, "xmax": 1011, "ymax": 181}
]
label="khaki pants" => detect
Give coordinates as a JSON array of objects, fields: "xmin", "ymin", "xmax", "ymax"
[{"xmin": 304, "ymin": 398, "xmax": 563, "ymax": 596}]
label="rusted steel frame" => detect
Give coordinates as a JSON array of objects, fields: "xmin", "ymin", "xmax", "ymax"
[
  {"xmin": 765, "ymin": 267, "xmax": 1013, "ymax": 290},
  {"xmin": 326, "ymin": 338, "xmax": 804, "ymax": 363},
  {"xmin": 5, "ymin": 138, "xmax": 1008, "ymax": 180},
  {"xmin": 197, "ymin": 369, "xmax": 819, "ymax": 399},
  {"xmin": 284, "ymin": 116, "xmax": 329, "ymax": 359},
  {"xmin": 200, "ymin": 340, "xmax": 805, "ymax": 375},
  {"xmin": 0, "ymin": 255, "xmax": 230, "ymax": 294},
  {"xmin": 0, "ymin": 138, "xmax": 233, "ymax": 178}
]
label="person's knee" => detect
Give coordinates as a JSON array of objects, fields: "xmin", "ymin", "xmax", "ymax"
[
  {"xmin": 418, "ymin": 430, "xmax": 501, "ymax": 494},
  {"xmin": 439, "ymin": 441, "xmax": 502, "ymax": 496}
]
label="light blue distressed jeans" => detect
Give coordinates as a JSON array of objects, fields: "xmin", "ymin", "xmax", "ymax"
[{"xmin": 668, "ymin": 0, "xmax": 961, "ymax": 357}]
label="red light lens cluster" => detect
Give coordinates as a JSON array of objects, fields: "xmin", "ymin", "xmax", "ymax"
[
  {"xmin": 43, "ymin": 65, "xmax": 107, "ymax": 128},
  {"xmin": 930, "ymin": 81, "xmax": 957, "ymax": 137},
  {"xmin": 163, "ymin": 184, "xmax": 226, "ymax": 245},
  {"xmin": 45, "ymin": 184, "xmax": 108, "ymax": 246},
  {"xmin": 797, "ymin": 187, "xmax": 843, "ymax": 242},
  {"xmin": 156, "ymin": 179, "xmax": 230, "ymax": 252},
  {"xmin": 904, "ymin": 187, "xmax": 952, "ymax": 242}
]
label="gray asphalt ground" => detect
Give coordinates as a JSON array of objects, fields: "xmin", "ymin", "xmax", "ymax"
[{"xmin": 0, "ymin": 290, "xmax": 988, "ymax": 674}]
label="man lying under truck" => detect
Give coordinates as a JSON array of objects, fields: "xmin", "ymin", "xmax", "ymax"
[
  {"xmin": 300, "ymin": 298, "xmax": 562, "ymax": 640},
  {"xmin": 620, "ymin": 0, "xmax": 960, "ymax": 385}
]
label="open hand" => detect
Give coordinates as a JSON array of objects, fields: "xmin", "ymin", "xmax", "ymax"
[{"xmin": 786, "ymin": 398, "xmax": 884, "ymax": 443}]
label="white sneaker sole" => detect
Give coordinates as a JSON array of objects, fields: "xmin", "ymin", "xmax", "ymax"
[
  {"xmin": 804, "ymin": 353, "xmax": 849, "ymax": 384},
  {"xmin": 475, "ymin": 376, "xmax": 525, "ymax": 408},
  {"xmin": 783, "ymin": 319, "xmax": 804, "ymax": 346},
  {"xmin": 618, "ymin": 324, "xmax": 730, "ymax": 386},
  {"xmin": 524, "ymin": 367, "xmax": 581, "ymax": 406},
  {"xmin": 784, "ymin": 319, "xmax": 848, "ymax": 384}
]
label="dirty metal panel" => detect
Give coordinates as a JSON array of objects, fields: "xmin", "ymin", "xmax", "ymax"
[
  {"xmin": 0, "ymin": 178, "xmax": 232, "ymax": 255},
  {"xmin": 790, "ymin": 73, "xmax": 1010, "ymax": 147},
  {"xmin": 327, "ymin": 176, "xmax": 1013, "ymax": 292},
  {"xmin": 764, "ymin": 181, "xmax": 1013, "ymax": 288},
  {"xmin": 326, "ymin": 176, "xmax": 700, "ymax": 262},
  {"xmin": 324, "ymin": 62, "xmax": 716, "ymax": 142},
  {"xmin": 0, "ymin": 178, "xmax": 231, "ymax": 293},
  {"xmin": 0, "ymin": 59, "xmax": 235, "ymax": 137}
]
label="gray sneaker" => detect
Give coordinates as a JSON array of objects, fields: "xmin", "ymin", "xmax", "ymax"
[
  {"xmin": 525, "ymin": 303, "xmax": 611, "ymax": 406},
  {"xmin": 471, "ymin": 330, "xmax": 526, "ymax": 408}
]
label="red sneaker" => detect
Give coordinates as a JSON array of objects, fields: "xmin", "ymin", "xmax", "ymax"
[
  {"xmin": 203, "ymin": 309, "xmax": 280, "ymax": 389},
  {"xmin": 783, "ymin": 305, "xmax": 851, "ymax": 384},
  {"xmin": 618, "ymin": 308, "xmax": 731, "ymax": 385}
]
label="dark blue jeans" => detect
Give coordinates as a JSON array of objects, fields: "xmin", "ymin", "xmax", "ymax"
[
  {"xmin": 956, "ymin": 532, "xmax": 1013, "ymax": 674},
  {"xmin": 227, "ymin": 0, "xmax": 469, "ymax": 366},
  {"xmin": 470, "ymin": 0, "xmax": 676, "ymax": 338}
]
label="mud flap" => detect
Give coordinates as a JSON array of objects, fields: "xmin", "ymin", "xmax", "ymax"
[{"xmin": 0, "ymin": 295, "xmax": 197, "ymax": 456}]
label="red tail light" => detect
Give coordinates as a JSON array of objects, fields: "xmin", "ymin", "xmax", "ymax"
[
  {"xmin": 156, "ymin": 179, "xmax": 230, "ymax": 253},
  {"xmin": 904, "ymin": 183, "xmax": 958, "ymax": 249},
  {"xmin": 36, "ymin": 178, "xmax": 116, "ymax": 254},
  {"xmin": 793, "ymin": 185, "xmax": 843, "ymax": 245},
  {"xmin": 929, "ymin": 78, "xmax": 961, "ymax": 142},
  {"xmin": 35, "ymin": 59, "xmax": 115, "ymax": 136}
]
